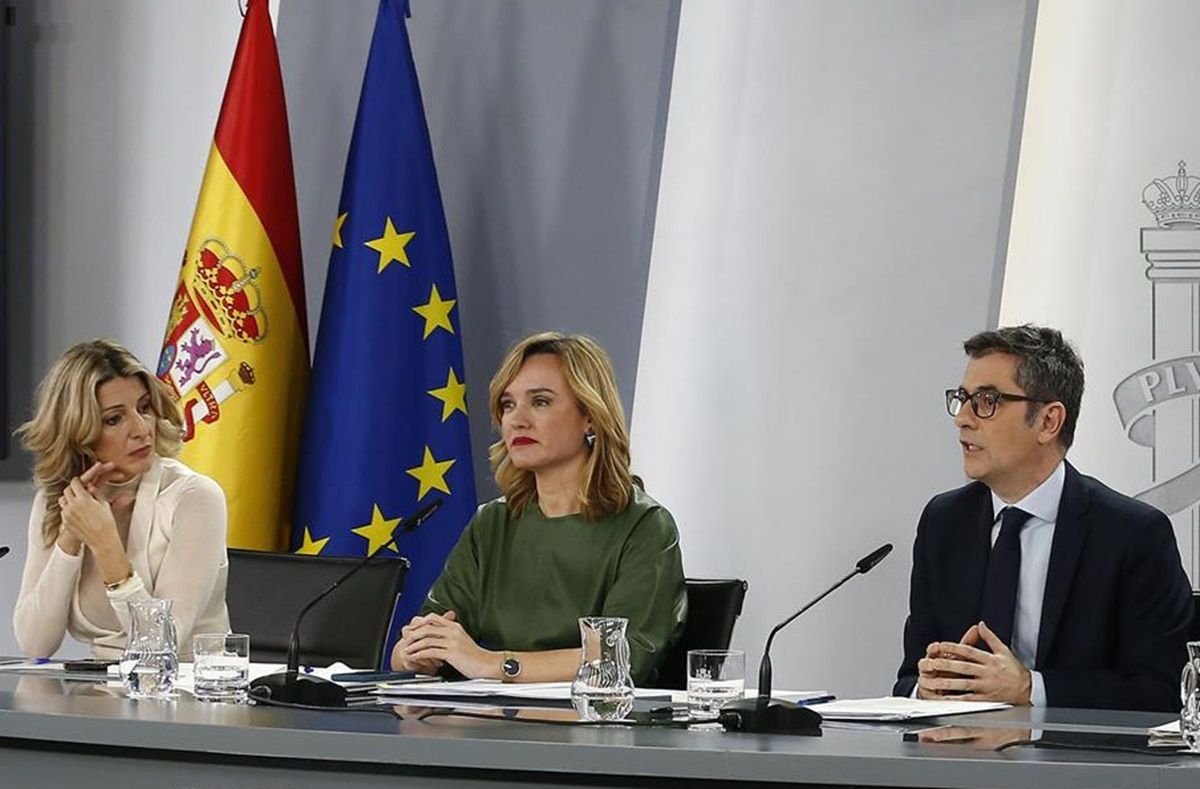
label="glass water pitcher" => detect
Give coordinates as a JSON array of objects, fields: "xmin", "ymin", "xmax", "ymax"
[
  {"xmin": 571, "ymin": 616, "xmax": 635, "ymax": 721},
  {"xmin": 119, "ymin": 598, "xmax": 179, "ymax": 700}
]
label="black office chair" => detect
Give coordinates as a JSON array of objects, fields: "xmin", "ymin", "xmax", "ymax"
[
  {"xmin": 1190, "ymin": 591, "xmax": 1200, "ymax": 641},
  {"xmin": 656, "ymin": 578, "xmax": 749, "ymax": 690},
  {"xmin": 226, "ymin": 549, "xmax": 409, "ymax": 669}
]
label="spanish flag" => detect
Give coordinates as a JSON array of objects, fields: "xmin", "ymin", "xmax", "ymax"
[{"xmin": 156, "ymin": 0, "xmax": 308, "ymax": 550}]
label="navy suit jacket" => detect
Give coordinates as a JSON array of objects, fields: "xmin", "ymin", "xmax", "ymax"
[{"xmin": 893, "ymin": 462, "xmax": 1192, "ymax": 712}]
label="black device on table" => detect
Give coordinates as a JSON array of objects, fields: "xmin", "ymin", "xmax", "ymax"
[{"xmin": 63, "ymin": 658, "xmax": 117, "ymax": 672}]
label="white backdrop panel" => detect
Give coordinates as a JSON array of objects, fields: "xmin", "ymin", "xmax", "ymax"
[
  {"xmin": 633, "ymin": 0, "xmax": 1033, "ymax": 697},
  {"xmin": 1002, "ymin": 0, "xmax": 1200, "ymax": 585}
]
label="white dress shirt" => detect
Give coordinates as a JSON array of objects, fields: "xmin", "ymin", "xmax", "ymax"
[{"xmin": 988, "ymin": 460, "xmax": 1064, "ymax": 708}]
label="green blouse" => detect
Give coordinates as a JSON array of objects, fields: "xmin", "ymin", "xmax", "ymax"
[{"xmin": 420, "ymin": 487, "xmax": 687, "ymax": 686}]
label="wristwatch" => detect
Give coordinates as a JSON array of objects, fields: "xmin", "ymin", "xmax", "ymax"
[{"xmin": 501, "ymin": 651, "xmax": 522, "ymax": 682}]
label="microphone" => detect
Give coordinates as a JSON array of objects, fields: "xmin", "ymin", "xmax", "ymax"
[
  {"xmin": 720, "ymin": 543, "xmax": 893, "ymax": 735},
  {"xmin": 0, "ymin": 546, "xmax": 9, "ymax": 560},
  {"xmin": 249, "ymin": 499, "xmax": 443, "ymax": 707}
]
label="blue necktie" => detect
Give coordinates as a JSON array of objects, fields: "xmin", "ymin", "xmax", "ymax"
[{"xmin": 978, "ymin": 506, "xmax": 1029, "ymax": 647}]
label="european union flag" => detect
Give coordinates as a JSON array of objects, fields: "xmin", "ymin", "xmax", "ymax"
[{"xmin": 291, "ymin": 0, "xmax": 476, "ymax": 654}]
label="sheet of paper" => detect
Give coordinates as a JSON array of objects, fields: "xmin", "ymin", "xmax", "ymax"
[
  {"xmin": 665, "ymin": 688, "xmax": 832, "ymax": 705},
  {"xmin": 0, "ymin": 660, "xmax": 66, "ymax": 672},
  {"xmin": 1150, "ymin": 719, "xmax": 1181, "ymax": 735},
  {"xmin": 373, "ymin": 678, "xmax": 668, "ymax": 700},
  {"xmin": 807, "ymin": 697, "xmax": 1010, "ymax": 721}
]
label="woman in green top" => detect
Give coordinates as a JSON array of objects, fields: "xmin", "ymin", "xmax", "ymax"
[{"xmin": 389, "ymin": 332, "xmax": 686, "ymax": 685}]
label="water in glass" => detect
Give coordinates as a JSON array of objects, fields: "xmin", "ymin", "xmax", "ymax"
[
  {"xmin": 195, "ymin": 656, "xmax": 250, "ymax": 702},
  {"xmin": 687, "ymin": 678, "xmax": 744, "ymax": 719},
  {"xmin": 687, "ymin": 649, "xmax": 745, "ymax": 721},
  {"xmin": 193, "ymin": 633, "xmax": 250, "ymax": 703}
]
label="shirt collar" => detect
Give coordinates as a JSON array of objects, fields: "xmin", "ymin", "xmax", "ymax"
[{"xmin": 990, "ymin": 460, "xmax": 1065, "ymax": 524}]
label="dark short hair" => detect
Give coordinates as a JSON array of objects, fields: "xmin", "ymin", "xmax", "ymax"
[{"xmin": 962, "ymin": 324, "xmax": 1084, "ymax": 449}]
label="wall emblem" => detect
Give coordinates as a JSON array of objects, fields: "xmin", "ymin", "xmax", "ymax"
[{"xmin": 1113, "ymin": 162, "xmax": 1200, "ymax": 568}]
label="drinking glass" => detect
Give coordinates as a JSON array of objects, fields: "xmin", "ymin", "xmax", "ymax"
[
  {"xmin": 193, "ymin": 633, "xmax": 250, "ymax": 703},
  {"xmin": 1181, "ymin": 641, "xmax": 1200, "ymax": 750},
  {"xmin": 687, "ymin": 649, "xmax": 745, "ymax": 721}
]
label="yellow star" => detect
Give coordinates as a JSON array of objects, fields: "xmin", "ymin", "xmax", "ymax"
[
  {"xmin": 428, "ymin": 368, "xmax": 468, "ymax": 422},
  {"xmin": 364, "ymin": 217, "xmax": 415, "ymax": 273},
  {"xmin": 294, "ymin": 527, "xmax": 330, "ymax": 556},
  {"xmin": 332, "ymin": 212, "xmax": 348, "ymax": 249},
  {"xmin": 351, "ymin": 504, "xmax": 402, "ymax": 554},
  {"xmin": 406, "ymin": 446, "xmax": 456, "ymax": 500},
  {"xmin": 412, "ymin": 284, "xmax": 456, "ymax": 339}
]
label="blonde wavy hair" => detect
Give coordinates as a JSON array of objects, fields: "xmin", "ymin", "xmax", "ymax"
[
  {"xmin": 488, "ymin": 332, "xmax": 638, "ymax": 520},
  {"xmin": 16, "ymin": 339, "xmax": 183, "ymax": 546}
]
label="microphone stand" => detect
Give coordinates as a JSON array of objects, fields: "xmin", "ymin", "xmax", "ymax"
[
  {"xmin": 720, "ymin": 543, "xmax": 893, "ymax": 735},
  {"xmin": 249, "ymin": 500, "xmax": 443, "ymax": 707}
]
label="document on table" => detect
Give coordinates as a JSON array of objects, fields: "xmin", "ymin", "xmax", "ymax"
[
  {"xmin": 374, "ymin": 679, "xmax": 670, "ymax": 702},
  {"xmin": 1148, "ymin": 719, "xmax": 1183, "ymax": 748},
  {"xmin": 0, "ymin": 660, "xmax": 66, "ymax": 672},
  {"xmin": 807, "ymin": 697, "xmax": 1009, "ymax": 721}
]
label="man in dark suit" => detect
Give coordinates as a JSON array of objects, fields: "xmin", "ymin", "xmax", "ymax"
[{"xmin": 894, "ymin": 325, "xmax": 1192, "ymax": 711}]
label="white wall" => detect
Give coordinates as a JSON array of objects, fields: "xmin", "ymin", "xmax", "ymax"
[
  {"xmin": 633, "ymin": 0, "xmax": 1034, "ymax": 696},
  {"xmin": 0, "ymin": 0, "xmax": 241, "ymax": 657},
  {"xmin": 1001, "ymin": 0, "xmax": 1200, "ymax": 584}
]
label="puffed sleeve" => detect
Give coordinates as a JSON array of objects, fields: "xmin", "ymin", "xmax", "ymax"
[
  {"xmin": 13, "ymin": 490, "xmax": 84, "ymax": 658},
  {"xmin": 601, "ymin": 506, "xmax": 687, "ymax": 686}
]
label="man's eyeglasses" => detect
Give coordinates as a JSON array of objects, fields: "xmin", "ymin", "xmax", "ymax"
[{"xmin": 945, "ymin": 388, "xmax": 1049, "ymax": 419}]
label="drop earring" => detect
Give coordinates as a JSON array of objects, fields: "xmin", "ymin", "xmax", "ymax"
[{"xmin": 585, "ymin": 428, "xmax": 596, "ymax": 448}]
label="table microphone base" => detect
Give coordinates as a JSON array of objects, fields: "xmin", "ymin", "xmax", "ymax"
[
  {"xmin": 718, "ymin": 698, "xmax": 822, "ymax": 735},
  {"xmin": 249, "ymin": 671, "xmax": 348, "ymax": 707}
]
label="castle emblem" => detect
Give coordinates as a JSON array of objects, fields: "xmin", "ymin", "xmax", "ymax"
[{"xmin": 157, "ymin": 238, "xmax": 266, "ymax": 441}]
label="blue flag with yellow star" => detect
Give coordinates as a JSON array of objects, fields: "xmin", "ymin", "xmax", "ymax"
[{"xmin": 291, "ymin": 0, "xmax": 476, "ymax": 660}]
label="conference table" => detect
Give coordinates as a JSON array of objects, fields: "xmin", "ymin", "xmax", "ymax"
[{"xmin": 1, "ymin": 671, "xmax": 1197, "ymax": 789}]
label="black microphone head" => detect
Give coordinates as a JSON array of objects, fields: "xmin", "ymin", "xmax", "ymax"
[
  {"xmin": 0, "ymin": 546, "xmax": 9, "ymax": 559},
  {"xmin": 855, "ymin": 543, "xmax": 892, "ymax": 574},
  {"xmin": 401, "ymin": 498, "xmax": 444, "ymax": 533}
]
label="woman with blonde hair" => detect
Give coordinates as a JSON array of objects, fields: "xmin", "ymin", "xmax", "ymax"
[
  {"xmin": 13, "ymin": 339, "xmax": 229, "ymax": 659},
  {"xmin": 390, "ymin": 332, "xmax": 686, "ymax": 685}
]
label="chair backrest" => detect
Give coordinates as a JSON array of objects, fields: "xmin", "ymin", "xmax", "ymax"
[
  {"xmin": 226, "ymin": 549, "xmax": 409, "ymax": 669},
  {"xmin": 1191, "ymin": 591, "xmax": 1200, "ymax": 641},
  {"xmin": 656, "ymin": 578, "xmax": 748, "ymax": 690}
]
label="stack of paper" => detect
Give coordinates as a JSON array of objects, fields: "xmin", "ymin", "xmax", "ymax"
[
  {"xmin": 807, "ymin": 697, "xmax": 1010, "ymax": 721},
  {"xmin": 1148, "ymin": 719, "xmax": 1183, "ymax": 748},
  {"xmin": 374, "ymin": 679, "xmax": 671, "ymax": 709}
]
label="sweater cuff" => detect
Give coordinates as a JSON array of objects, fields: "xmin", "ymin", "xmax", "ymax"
[
  {"xmin": 49, "ymin": 543, "xmax": 85, "ymax": 571},
  {"xmin": 104, "ymin": 570, "xmax": 148, "ymax": 604}
]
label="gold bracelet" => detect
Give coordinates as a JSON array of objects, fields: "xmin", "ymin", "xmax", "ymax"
[{"xmin": 104, "ymin": 568, "xmax": 134, "ymax": 592}]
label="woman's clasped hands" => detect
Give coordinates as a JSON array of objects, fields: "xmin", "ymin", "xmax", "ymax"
[{"xmin": 391, "ymin": 610, "xmax": 500, "ymax": 679}]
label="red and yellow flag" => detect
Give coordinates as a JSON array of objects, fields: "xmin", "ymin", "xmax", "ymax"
[{"xmin": 156, "ymin": 0, "xmax": 307, "ymax": 550}]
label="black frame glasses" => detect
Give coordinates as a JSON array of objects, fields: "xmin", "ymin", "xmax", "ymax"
[{"xmin": 945, "ymin": 388, "xmax": 1049, "ymax": 419}]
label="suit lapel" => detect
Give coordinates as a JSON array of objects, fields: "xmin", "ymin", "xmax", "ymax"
[
  {"xmin": 946, "ymin": 485, "xmax": 994, "ymax": 640},
  {"xmin": 127, "ymin": 457, "xmax": 163, "ymax": 589},
  {"xmin": 1035, "ymin": 461, "xmax": 1091, "ymax": 668}
]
